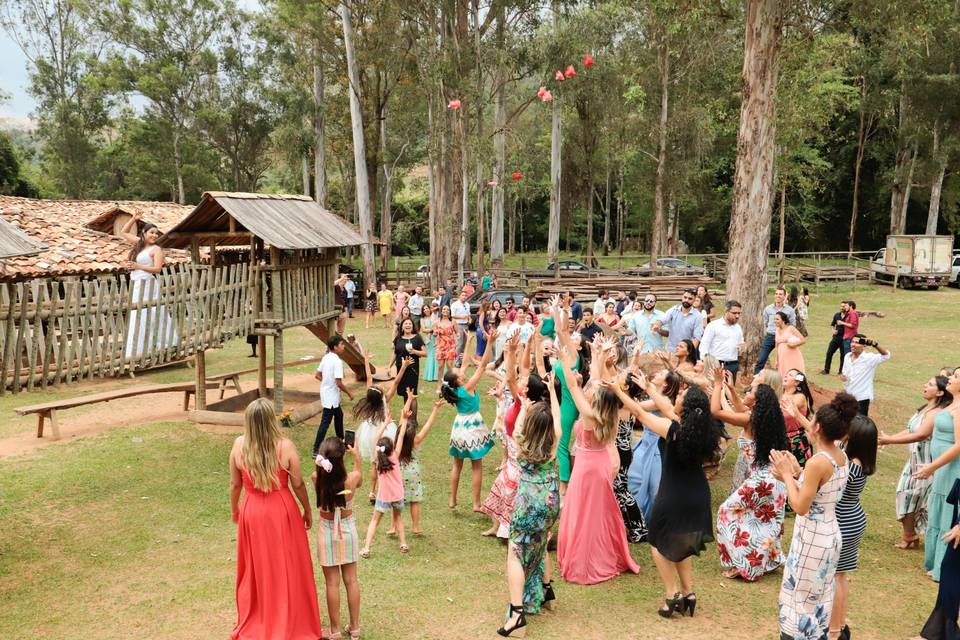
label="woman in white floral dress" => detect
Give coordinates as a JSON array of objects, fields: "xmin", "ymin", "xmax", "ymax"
[{"xmin": 772, "ymin": 393, "xmax": 857, "ymax": 640}]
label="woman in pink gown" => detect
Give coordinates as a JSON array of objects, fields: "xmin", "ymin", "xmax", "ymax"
[
  {"xmin": 774, "ymin": 311, "xmax": 806, "ymax": 377},
  {"xmin": 230, "ymin": 398, "xmax": 322, "ymax": 640},
  {"xmin": 556, "ymin": 343, "xmax": 640, "ymax": 585}
]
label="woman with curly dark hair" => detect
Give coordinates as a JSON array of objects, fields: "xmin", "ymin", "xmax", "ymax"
[
  {"xmin": 712, "ymin": 369, "xmax": 790, "ymax": 581},
  {"xmin": 613, "ymin": 375, "xmax": 722, "ymax": 619}
]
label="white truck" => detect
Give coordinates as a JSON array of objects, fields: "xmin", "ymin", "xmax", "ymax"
[{"xmin": 870, "ymin": 235, "xmax": 955, "ymax": 289}]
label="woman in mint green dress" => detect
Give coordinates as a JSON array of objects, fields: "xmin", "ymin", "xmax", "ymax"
[
  {"xmin": 421, "ymin": 305, "xmax": 438, "ymax": 382},
  {"xmin": 918, "ymin": 374, "xmax": 960, "ymax": 581}
]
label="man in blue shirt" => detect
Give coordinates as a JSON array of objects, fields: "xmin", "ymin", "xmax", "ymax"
[
  {"xmin": 566, "ymin": 290, "xmax": 583, "ymax": 323},
  {"xmin": 754, "ymin": 286, "xmax": 796, "ymax": 374},
  {"xmin": 661, "ymin": 288, "xmax": 704, "ymax": 352},
  {"xmin": 627, "ymin": 293, "xmax": 666, "ymax": 353}
]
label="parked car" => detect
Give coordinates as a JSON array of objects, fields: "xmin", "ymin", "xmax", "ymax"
[
  {"xmin": 416, "ymin": 265, "xmax": 430, "ymax": 280},
  {"xmin": 546, "ymin": 260, "xmax": 590, "ymax": 272},
  {"xmin": 951, "ymin": 253, "xmax": 960, "ymax": 287},
  {"xmin": 465, "ymin": 287, "xmax": 529, "ymax": 317},
  {"xmin": 639, "ymin": 257, "xmax": 705, "ymax": 274},
  {"xmin": 870, "ymin": 235, "xmax": 954, "ymax": 289}
]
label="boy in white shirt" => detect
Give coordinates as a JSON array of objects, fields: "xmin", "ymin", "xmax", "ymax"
[{"xmin": 312, "ymin": 335, "xmax": 355, "ymax": 455}]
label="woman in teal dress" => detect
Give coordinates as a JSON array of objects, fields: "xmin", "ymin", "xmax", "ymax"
[
  {"xmin": 421, "ymin": 305, "xmax": 438, "ymax": 382},
  {"xmin": 918, "ymin": 374, "xmax": 960, "ymax": 581},
  {"xmin": 497, "ymin": 377, "xmax": 563, "ymax": 638},
  {"xmin": 547, "ymin": 298, "xmax": 581, "ymax": 491}
]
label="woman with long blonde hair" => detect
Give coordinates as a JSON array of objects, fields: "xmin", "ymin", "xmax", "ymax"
[{"xmin": 230, "ymin": 398, "xmax": 322, "ymax": 639}]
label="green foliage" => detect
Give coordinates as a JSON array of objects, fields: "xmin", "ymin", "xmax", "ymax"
[{"xmin": 0, "ymin": 131, "xmax": 40, "ymax": 197}]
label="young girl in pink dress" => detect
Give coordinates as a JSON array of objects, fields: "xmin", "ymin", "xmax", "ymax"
[{"xmin": 555, "ymin": 340, "xmax": 640, "ymax": 585}]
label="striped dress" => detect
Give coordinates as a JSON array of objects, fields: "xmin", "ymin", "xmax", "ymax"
[
  {"xmin": 836, "ymin": 462, "xmax": 868, "ymax": 572},
  {"xmin": 316, "ymin": 499, "xmax": 359, "ymax": 567}
]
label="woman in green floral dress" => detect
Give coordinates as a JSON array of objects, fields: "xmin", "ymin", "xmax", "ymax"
[{"xmin": 497, "ymin": 377, "xmax": 562, "ymax": 638}]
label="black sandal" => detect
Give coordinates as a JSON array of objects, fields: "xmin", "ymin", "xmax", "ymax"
[{"xmin": 496, "ymin": 603, "xmax": 526, "ymax": 637}]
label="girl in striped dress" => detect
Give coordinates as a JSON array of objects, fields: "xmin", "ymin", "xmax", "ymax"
[
  {"xmin": 830, "ymin": 415, "xmax": 878, "ymax": 640},
  {"xmin": 313, "ymin": 436, "xmax": 363, "ymax": 639}
]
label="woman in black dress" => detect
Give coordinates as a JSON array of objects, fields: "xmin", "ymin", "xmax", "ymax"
[
  {"xmin": 393, "ymin": 317, "xmax": 426, "ymax": 403},
  {"xmin": 921, "ymin": 479, "xmax": 960, "ymax": 640},
  {"xmin": 614, "ymin": 379, "xmax": 647, "ymax": 543},
  {"xmin": 612, "ymin": 374, "xmax": 721, "ymax": 619}
]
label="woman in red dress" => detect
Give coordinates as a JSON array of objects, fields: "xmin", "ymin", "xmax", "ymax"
[{"xmin": 230, "ymin": 398, "xmax": 322, "ymax": 640}]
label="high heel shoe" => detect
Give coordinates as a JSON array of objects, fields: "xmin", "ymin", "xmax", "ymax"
[
  {"xmin": 497, "ymin": 603, "xmax": 526, "ymax": 638},
  {"xmin": 541, "ymin": 581, "xmax": 556, "ymax": 610},
  {"xmin": 682, "ymin": 593, "xmax": 697, "ymax": 617},
  {"xmin": 894, "ymin": 535, "xmax": 920, "ymax": 549},
  {"xmin": 839, "ymin": 624, "xmax": 851, "ymax": 640},
  {"xmin": 658, "ymin": 592, "xmax": 683, "ymax": 618}
]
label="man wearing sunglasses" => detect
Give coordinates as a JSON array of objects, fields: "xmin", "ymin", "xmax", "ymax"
[{"xmin": 625, "ymin": 293, "xmax": 666, "ymax": 354}]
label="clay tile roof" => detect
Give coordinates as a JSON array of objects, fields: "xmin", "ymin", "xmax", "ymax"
[
  {"xmin": 0, "ymin": 216, "xmax": 46, "ymax": 259},
  {"xmin": 0, "ymin": 195, "xmax": 193, "ymax": 282}
]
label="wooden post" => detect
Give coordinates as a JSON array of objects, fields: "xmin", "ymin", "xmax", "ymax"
[
  {"xmin": 251, "ymin": 238, "xmax": 268, "ymax": 397},
  {"xmin": 270, "ymin": 247, "xmax": 284, "ymax": 413},
  {"xmin": 195, "ymin": 349, "xmax": 206, "ymax": 410},
  {"xmin": 273, "ymin": 331, "xmax": 284, "ymax": 414}
]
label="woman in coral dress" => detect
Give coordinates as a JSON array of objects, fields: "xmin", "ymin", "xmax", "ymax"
[
  {"xmin": 774, "ymin": 311, "xmax": 806, "ymax": 377},
  {"xmin": 433, "ymin": 306, "xmax": 457, "ymax": 391},
  {"xmin": 230, "ymin": 398, "xmax": 322, "ymax": 640},
  {"xmin": 556, "ymin": 343, "xmax": 640, "ymax": 585}
]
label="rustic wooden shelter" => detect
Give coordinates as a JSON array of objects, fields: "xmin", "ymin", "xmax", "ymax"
[{"xmin": 158, "ymin": 191, "xmax": 365, "ymax": 421}]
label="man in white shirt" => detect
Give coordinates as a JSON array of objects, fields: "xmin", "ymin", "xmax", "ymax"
[
  {"xmin": 344, "ymin": 275, "xmax": 356, "ymax": 318},
  {"xmin": 450, "ymin": 290, "xmax": 471, "ymax": 365},
  {"xmin": 408, "ymin": 286, "xmax": 425, "ymax": 331},
  {"xmin": 312, "ymin": 335, "xmax": 355, "ymax": 455},
  {"xmin": 593, "ymin": 289, "xmax": 609, "ymax": 316},
  {"xmin": 841, "ymin": 333, "xmax": 890, "ymax": 416},
  {"xmin": 699, "ymin": 300, "xmax": 745, "ymax": 381}
]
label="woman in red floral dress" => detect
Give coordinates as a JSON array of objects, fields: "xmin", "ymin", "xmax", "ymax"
[{"xmin": 433, "ymin": 306, "xmax": 457, "ymax": 392}]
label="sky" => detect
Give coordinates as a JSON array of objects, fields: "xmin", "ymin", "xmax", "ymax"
[{"xmin": 0, "ymin": 0, "xmax": 262, "ymax": 122}]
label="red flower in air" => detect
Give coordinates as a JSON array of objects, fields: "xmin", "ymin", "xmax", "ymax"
[
  {"xmin": 564, "ymin": 64, "xmax": 576, "ymax": 79},
  {"xmin": 537, "ymin": 86, "xmax": 547, "ymax": 98},
  {"xmin": 555, "ymin": 70, "xmax": 565, "ymax": 81},
  {"xmin": 487, "ymin": 180, "xmax": 498, "ymax": 187},
  {"xmin": 583, "ymin": 54, "xmax": 595, "ymax": 69},
  {"xmin": 511, "ymin": 171, "xmax": 523, "ymax": 181},
  {"xmin": 733, "ymin": 530, "xmax": 751, "ymax": 548},
  {"xmin": 540, "ymin": 90, "xmax": 553, "ymax": 103},
  {"xmin": 448, "ymin": 99, "xmax": 462, "ymax": 110}
]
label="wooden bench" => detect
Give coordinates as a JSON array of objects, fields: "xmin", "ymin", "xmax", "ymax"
[
  {"xmin": 206, "ymin": 355, "xmax": 325, "ymax": 399},
  {"xmin": 16, "ymin": 381, "xmax": 220, "ymax": 439}
]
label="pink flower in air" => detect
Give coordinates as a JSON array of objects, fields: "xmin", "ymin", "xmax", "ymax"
[
  {"xmin": 540, "ymin": 90, "xmax": 553, "ymax": 103},
  {"xmin": 487, "ymin": 180, "xmax": 498, "ymax": 187},
  {"xmin": 448, "ymin": 99, "xmax": 461, "ymax": 110},
  {"xmin": 555, "ymin": 70, "xmax": 565, "ymax": 81},
  {"xmin": 583, "ymin": 54, "xmax": 595, "ymax": 69},
  {"xmin": 537, "ymin": 86, "xmax": 547, "ymax": 98},
  {"xmin": 564, "ymin": 64, "xmax": 576, "ymax": 79}
]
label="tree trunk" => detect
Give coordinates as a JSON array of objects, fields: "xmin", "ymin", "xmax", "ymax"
[
  {"xmin": 508, "ymin": 195, "xmax": 516, "ymax": 255},
  {"xmin": 895, "ymin": 140, "xmax": 919, "ymax": 234},
  {"xmin": 457, "ymin": 117, "xmax": 470, "ymax": 285},
  {"xmin": 547, "ymin": 2, "xmax": 562, "ymax": 275},
  {"xmin": 651, "ymin": 33, "xmax": 670, "ymax": 266},
  {"xmin": 927, "ymin": 124, "xmax": 946, "ymax": 235},
  {"xmin": 848, "ymin": 82, "xmax": 867, "ymax": 256},
  {"xmin": 490, "ymin": 5, "xmax": 506, "ymax": 265},
  {"xmin": 380, "ymin": 107, "xmax": 393, "ymax": 269},
  {"xmin": 301, "ymin": 154, "xmax": 310, "ymax": 196},
  {"xmin": 602, "ymin": 162, "xmax": 611, "ymax": 255},
  {"xmin": 889, "ymin": 87, "xmax": 910, "ymax": 235},
  {"xmin": 617, "ymin": 165, "xmax": 625, "ymax": 255},
  {"xmin": 173, "ymin": 126, "xmax": 186, "ymax": 205},
  {"xmin": 340, "ymin": 0, "xmax": 376, "ymax": 289},
  {"xmin": 727, "ymin": 0, "xmax": 782, "ymax": 373},
  {"xmin": 777, "ymin": 181, "xmax": 786, "ymax": 282},
  {"xmin": 586, "ymin": 183, "xmax": 594, "ymax": 260},
  {"xmin": 313, "ymin": 54, "xmax": 327, "ymax": 207},
  {"xmin": 427, "ymin": 100, "xmax": 438, "ymax": 291}
]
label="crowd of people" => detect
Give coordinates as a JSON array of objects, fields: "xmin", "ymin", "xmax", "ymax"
[{"xmin": 227, "ymin": 275, "xmax": 960, "ymax": 640}]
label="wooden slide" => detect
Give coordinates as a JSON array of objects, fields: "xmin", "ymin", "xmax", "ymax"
[{"xmin": 303, "ymin": 322, "xmax": 373, "ymax": 381}]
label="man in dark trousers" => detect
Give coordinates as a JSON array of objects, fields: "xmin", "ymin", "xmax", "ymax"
[{"xmin": 821, "ymin": 301, "xmax": 849, "ymax": 375}]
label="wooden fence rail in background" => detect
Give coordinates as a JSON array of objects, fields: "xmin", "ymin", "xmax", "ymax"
[{"xmin": 0, "ymin": 263, "xmax": 255, "ymax": 394}]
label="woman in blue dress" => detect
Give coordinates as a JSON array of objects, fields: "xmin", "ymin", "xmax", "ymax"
[
  {"xmin": 629, "ymin": 368, "xmax": 682, "ymax": 519},
  {"xmin": 421, "ymin": 304, "xmax": 438, "ymax": 382}
]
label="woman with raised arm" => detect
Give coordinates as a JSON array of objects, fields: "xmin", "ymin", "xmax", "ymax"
[
  {"xmin": 556, "ymin": 340, "xmax": 640, "ymax": 585},
  {"xmin": 917, "ymin": 371, "xmax": 960, "ymax": 582},
  {"xmin": 355, "ymin": 350, "xmax": 406, "ymax": 502},
  {"xmin": 441, "ymin": 330, "xmax": 498, "ymax": 511},
  {"xmin": 549, "ymin": 296, "xmax": 581, "ymax": 493},
  {"xmin": 393, "ymin": 317, "xmax": 427, "ymax": 402},
  {"xmin": 628, "ymin": 367, "xmax": 683, "ymax": 521},
  {"xmin": 230, "ymin": 398, "xmax": 321, "ymax": 639},
  {"xmin": 879, "ymin": 375, "xmax": 952, "ymax": 549},
  {"xmin": 712, "ymin": 368, "xmax": 789, "ymax": 581},
  {"xmin": 120, "ymin": 211, "xmax": 177, "ymax": 358},
  {"xmin": 772, "ymin": 393, "xmax": 858, "ymax": 640},
  {"xmin": 496, "ymin": 376, "xmax": 563, "ymax": 638}
]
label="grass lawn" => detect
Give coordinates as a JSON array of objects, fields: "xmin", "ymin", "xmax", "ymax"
[{"xmin": 0, "ymin": 282, "xmax": 957, "ymax": 639}]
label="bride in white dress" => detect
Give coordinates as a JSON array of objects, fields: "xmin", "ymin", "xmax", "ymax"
[{"xmin": 120, "ymin": 212, "xmax": 178, "ymax": 359}]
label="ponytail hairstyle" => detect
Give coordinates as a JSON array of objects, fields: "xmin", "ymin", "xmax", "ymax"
[
  {"xmin": 815, "ymin": 392, "xmax": 858, "ymax": 441},
  {"xmin": 314, "ymin": 437, "xmax": 347, "ymax": 511},
  {"xmin": 751, "ymin": 384, "xmax": 789, "ymax": 466},
  {"xmin": 353, "ymin": 387, "xmax": 386, "ymax": 423},
  {"xmin": 374, "ymin": 436, "xmax": 396, "ymax": 474},
  {"xmin": 398, "ymin": 415, "xmax": 418, "ymax": 464},
  {"xmin": 844, "ymin": 415, "xmax": 878, "ymax": 476},
  {"xmin": 440, "ymin": 371, "xmax": 461, "ymax": 405},
  {"xmin": 127, "ymin": 222, "xmax": 159, "ymax": 261}
]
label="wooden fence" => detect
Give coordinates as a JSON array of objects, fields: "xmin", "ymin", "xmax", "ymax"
[{"xmin": 0, "ymin": 263, "xmax": 255, "ymax": 394}]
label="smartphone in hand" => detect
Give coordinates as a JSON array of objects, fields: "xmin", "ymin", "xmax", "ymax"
[{"xmin": 344, "ymin": 430, "xmax": 356, "ymax": 448}]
